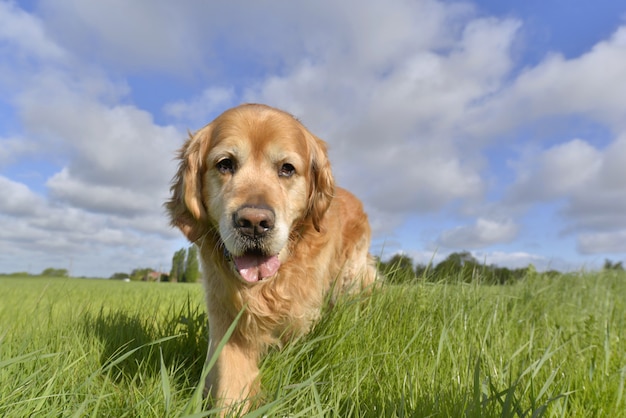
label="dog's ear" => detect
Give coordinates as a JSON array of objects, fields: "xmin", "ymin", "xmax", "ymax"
[
  {"xmin": 305, "ymin": 130, "xmax": 335, "ymax": 232},
  {"xmin": 166, "ymin": 125, "xmax": 212, "ymax": 242}
]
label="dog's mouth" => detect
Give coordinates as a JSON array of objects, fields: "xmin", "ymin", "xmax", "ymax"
[{"xmin": 226, "ymin": 248, "xmax": 281, "ymax": 283}]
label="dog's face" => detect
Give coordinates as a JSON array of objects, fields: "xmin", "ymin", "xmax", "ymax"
[{"xmin": 167, "ymin": 104, "xmax": 335, "ymax": 283}]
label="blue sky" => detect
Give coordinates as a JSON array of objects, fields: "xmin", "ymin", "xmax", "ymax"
[{"xmin": 1, "ymin": 0, "xmax": 625, "ymax": 277}]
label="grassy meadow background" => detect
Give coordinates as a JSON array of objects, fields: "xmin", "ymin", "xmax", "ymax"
[{"xmin": 0, "ymin": 270, "xmax": 625, "ymax": 417}]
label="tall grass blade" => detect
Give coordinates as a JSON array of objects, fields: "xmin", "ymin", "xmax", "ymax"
[
  {"xmin": 160, "ymin": 347, "xmax": 172, "ymax": 416},
  {"xmin": 181, "ymin": 306, "xmax": 245, "ymax": 416}
]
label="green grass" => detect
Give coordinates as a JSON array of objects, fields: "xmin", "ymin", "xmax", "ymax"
[{"xmin": 0, "ymin": 272, "xmax": 625, "ymax": 417}]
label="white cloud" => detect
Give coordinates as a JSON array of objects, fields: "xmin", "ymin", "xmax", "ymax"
[
  {"xmin": 0, "ymin": 3, "xmax": 185, "ymax": 276},
  {"xmin": 0, "ymin": 1, "xmax": 66, "ymax": 62},
  {"xmin": 565, "ymin": 134, "xmax": 626, "ymax": 233},
  {"xmin": 507, "ymin": 134, "xmax": 626, "ymax": 252},
  {"xmin": 17, "ymin": 74, "xmax": 181, "ymax": 213},
  {"xmin": 0, "ymin": 136, "xmax": 39, "ymax": 168},
  {"xmin": 163, "ymin": 86, "xmax": 236, "ymax": 128},
  {"xmin": 0, "ymin": 176, "xmax": 45, "ymax": 216},
  {"xmin": 46, "ymin": 168, "xmax": 157, "ymax": 216},
  {"xmin": 508, "ymin": 139, "xmax": 603, "ymax": 202},
  {"xmin": 37, "ymin": 0, "xmax": 199, "ymax": 73},
  {"xmin": 0, "ymin": 174, "xmax": 179, "ymax": 276},
  {"xmin": 469, "ymin": 25, "xmax": 626, "ymax": 255},
  {"xmin": 578, "ymin": 230, "xmax": 626, "ymax": 254},
  {"xmin": 437, "ymin": 218, "xmax": 519, "ymax": 249},
  {"xmin": 466, "ymin": 26, "xmax": 626, "ymax": 138}
]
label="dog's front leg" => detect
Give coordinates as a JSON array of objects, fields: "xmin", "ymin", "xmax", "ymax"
[{"xmin": 205, "ymin": 321, "xmax": 261, "ymax": 415}]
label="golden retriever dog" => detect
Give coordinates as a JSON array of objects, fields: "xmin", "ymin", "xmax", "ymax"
[{"xmin": 166, "ymin": 103, "xmax": 377, "ymax": 413}]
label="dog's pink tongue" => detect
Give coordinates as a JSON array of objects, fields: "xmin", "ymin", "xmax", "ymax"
[{"xmin": 233, "ymin": 254, "xmax": 281, "ymax": 283}]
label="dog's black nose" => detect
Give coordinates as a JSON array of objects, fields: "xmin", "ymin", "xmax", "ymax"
[{"xmin": 234, "ymin": 206, "xmax": 275, "ymax": 238}]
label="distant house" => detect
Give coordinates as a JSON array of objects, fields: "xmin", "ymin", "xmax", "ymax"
[{"xmin": 143, "ymin": 271, "xmax": 169, "ymax": 282}]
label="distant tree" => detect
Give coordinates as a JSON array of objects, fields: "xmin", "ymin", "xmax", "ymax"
[
  {"xmin": 170, "ymin": 248, "xmax": 186, "ymax": 283},
  {"xmin": 415, "ymin": 263, "xmax": 430, "ymax": 279},
  {"xmin": 603, "ymin": 259, "xmax": 624, "ymax": 271},
  {"xmin": 129, "ymin": 268, "xmax": 154, "ymax": 281},
  {"xmin": 526, "ymin": 264, "xmax": 538, "ymax": 278},
  {"xmin": 110, "ymin": 272, "xmax": 130, "ymax": 281},
  {"xmin": 491, "ymin": 266, "xmax": 514, "ymax": 285},
  {"xmin": 41, "ymin": 268, "xmax": 68, "ymax": 277},
  {"xmin": 543, "ymin": 270, "xmax": 562, "ymax": 279},
  {"xmin": 447, "ymin": 251, "xmax": 477, "ymax": 268},
  {"xmin": 184, "ymin": 246, "xmax": 200, "ymax": 283},
  {"xmin": 380, "ymin": 253, "xmax": 416, "ymax": 284},
  {"xmin": 8, "ymin": 271, "xmax": 31, "ymax": 277},
  {"xmin": 513, "ymin": 267, "xmax": 531, "ymax": 281},
  {"xmin": 432, "ymin": 251, "xmax": 479, "ymax": 282}
]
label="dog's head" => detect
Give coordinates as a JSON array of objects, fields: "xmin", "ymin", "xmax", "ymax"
[{"xmin": 166, "ymin": 104, "xmax": 335, "ymax": 283}]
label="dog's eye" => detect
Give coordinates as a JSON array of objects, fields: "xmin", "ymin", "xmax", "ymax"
[
  {"xmin": 279, "ymin": 163, "xmax": 296, "ymax": 178},
  {"xmin": 216, "ymin": 158, "xmax": 235, "ymax": 174}
]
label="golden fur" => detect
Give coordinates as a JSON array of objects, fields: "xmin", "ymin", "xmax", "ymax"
[{"xmin": 166, "ymin": 103, "xmax": 376, "ymax": 413}]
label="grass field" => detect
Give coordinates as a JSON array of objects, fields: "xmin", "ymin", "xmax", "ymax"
[{"xmin": 0, "ymin": 271, "xmax": 625, "ymax": 417}]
